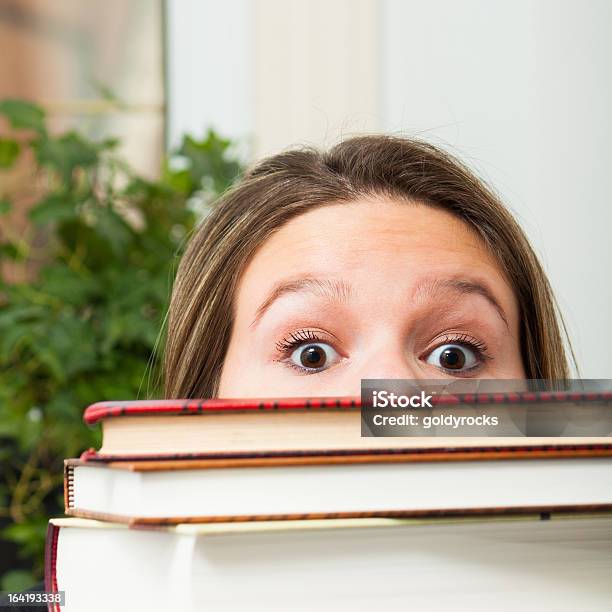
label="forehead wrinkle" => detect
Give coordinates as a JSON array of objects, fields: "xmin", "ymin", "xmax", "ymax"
[
  {"xmin": 249, "ymin": 276, "xmax": 352, "ymax": 328},
  {"xmin": 411, "ymin": 277, "xmax": 510, "ymax": 328}
]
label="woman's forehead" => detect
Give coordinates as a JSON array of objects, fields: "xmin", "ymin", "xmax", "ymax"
[
  {"xmin": 240, "ymin": 200, "xmax": 501, "ymax": 285},
  {"xmin": 233, "ymin": 199, "xmax": 519, "ymax": 322}
]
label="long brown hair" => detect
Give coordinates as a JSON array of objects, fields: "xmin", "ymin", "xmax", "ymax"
[{"xmin": 164, "ymin": 135, "xmax": 572, "ymax": 398}]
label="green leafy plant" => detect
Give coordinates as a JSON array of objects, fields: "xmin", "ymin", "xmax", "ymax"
[{"xmin": 0, "ymin": 99, "xmax": 242, "ymax": 590}]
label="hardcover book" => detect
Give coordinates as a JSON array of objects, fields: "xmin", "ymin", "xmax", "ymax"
[
  {"xmin": 64, "ymin": 447, "xmax": 612, "ymax": 524},
  {"xmin": 45, "ymin": 514, "xmax": 612, "ymax": 612},
  {"xmin": 81, "ymin": 391, "xmax": 612, "ymax": 460}
]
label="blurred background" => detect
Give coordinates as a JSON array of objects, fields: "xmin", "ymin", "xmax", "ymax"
[{"xmin": 0, "ymin": 0, "xmax": 610, "ymax": 590}]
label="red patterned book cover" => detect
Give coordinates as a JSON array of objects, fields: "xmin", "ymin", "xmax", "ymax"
[
  {"xmin": 79, "ymin": 392, "xmax": 612, "ymax": 462},
  {"xmin": 83, "ymin": 391, "xmax": 612, "ymax": 425}
]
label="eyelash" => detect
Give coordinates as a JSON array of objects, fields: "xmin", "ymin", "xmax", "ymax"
[
  {"xmin": 436, "ymin": 333, "xmax": 489, "ymax": 354},
  {"xmin": 275, "ymin": 329, "xmax": 492, "ymax": 375},
  {"xmin": 429, "ymin": 333, "xmax": 493, "ymax": 373},
  {"xmin": 275, "ymin": 329, "xmax": 324, "ymax": 354},
  {"xmin": 274, "ymin": 329, "xmax": 334, "ymax": 374}
]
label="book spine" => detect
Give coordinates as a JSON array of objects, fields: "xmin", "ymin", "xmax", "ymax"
[
  {"xmin": 44, "ymin": 522, "xmax": 60, "ymax": 612},
  {"xmin": 63, "ymin": 462, "xmax": 75, "ymax": 511}
]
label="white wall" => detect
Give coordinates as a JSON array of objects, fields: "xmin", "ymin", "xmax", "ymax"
[
  {"xmin": 380, "ymin": 0, "xmax": 612, "ymax": 377},
  {"xmin": 166, "ymin": 0, "xmax": 612, "ymax": 377}
]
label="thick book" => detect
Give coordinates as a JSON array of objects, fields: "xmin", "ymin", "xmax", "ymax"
[
  {"xmin": 45, "ymin": 514, "xmax": 612, "ymax": 612},
  {"xmin": 64, "ymin": 448, "xmax": 612, "ymax": 524},
  {"xmin": 82, "ymin": 392, "xmax": 612, "ymax": 460}
]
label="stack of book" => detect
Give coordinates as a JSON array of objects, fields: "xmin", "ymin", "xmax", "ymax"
[{"xmin": 45, "ymin": 393, "xmax": 612, "ymax": 611}]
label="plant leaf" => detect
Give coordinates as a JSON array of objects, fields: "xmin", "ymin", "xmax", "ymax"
[
  {"xmin": 29, "ymin": 194, "xmax": 78, "ymax": 225},
  {"xmin": 0, "ymin": 99, "xmax": 46, "ymax": 134},
  {"xmin": 0, "ymin": 138, "xmax": 20, "ymax": 168},
  {"xmin": 38, "ymin": 265, "xmax": 97, "ymax": 306},
  {"xmin": 34, "ymin": 131, "xmax": 100, "ymax": 184},
  {"xmin": 177, "ymin": 130, "xmax": 242, "ymax": 194},
  {"xmin": 0, "ymin": 569, "xmax": 36, "ymax": 592}
]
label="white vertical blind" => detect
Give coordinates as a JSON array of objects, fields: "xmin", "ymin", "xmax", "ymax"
[
  {"xmin": 252, "ymin": 0, "xmax": 379, "ymax": 157},
  {"xmin": 165, "ymin": 0, "xmax": 253, "ymax": 150}
]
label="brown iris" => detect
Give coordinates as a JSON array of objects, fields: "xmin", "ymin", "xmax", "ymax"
[
  {"xmin": 300, "ymin": 345, "xmax": 327, "ymax": 369},
  {"xmin": 439, "ymin": 347, "xmax": 466, "ymax": 370}
]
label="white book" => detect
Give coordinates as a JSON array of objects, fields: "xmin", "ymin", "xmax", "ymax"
[
  {"xmin": 64, "ymin": 454, "xmax": 612, "ymax": 523},
  {"xmin": 47, "ymin": 514, "xmax": 612, "ymax": 612}
]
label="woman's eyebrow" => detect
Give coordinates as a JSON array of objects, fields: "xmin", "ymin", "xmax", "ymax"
[
  {"xmin": 250, "ymin": 277, "xmax": 352, "ymax": 328},
  {"xmin": 414, "ymin": 278, "xmax": 509, "ymax": 327},
  {"xmin": 250, "ymin": 276, "xmax": 508, "ymax": 328}
]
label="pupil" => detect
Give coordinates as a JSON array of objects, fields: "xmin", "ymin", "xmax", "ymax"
[
  {"xmin": 300, "ymin": 345, "xmax": 326, "ymax": 368},
  {"xmin": 440, "ymin": 347, "xmax": 465, "ymax": 369}
]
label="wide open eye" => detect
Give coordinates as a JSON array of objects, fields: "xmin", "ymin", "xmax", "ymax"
[
  {"xmin": 290, "ymin": 343, "xmax": 340, "ymax": 372},
  {"xmin": 425, "ymin": 343, "xmax": 479, "ymax": 372}
]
